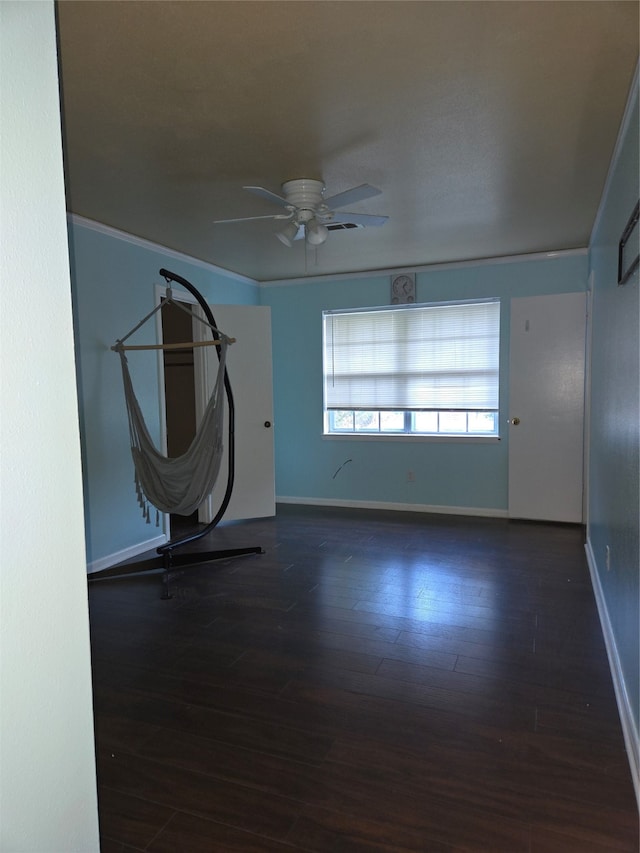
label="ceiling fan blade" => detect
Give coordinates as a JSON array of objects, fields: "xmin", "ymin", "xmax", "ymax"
[
  {"xmin": 323, "ymin": 183, "xmax": 382, "ymax": 210},
  {"xmin": 214, "ymin": 213, "xmax": 290, "ymax": 224},
  {"xmin": 330, "ymin": 211, "xmax": 389, "ymax": 227},
  {"xmin": 243, "ymin": 186, "xmax": 291, "ymax": 208}
]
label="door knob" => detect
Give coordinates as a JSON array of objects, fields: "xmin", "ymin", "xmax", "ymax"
[
  {"xmin": 510, "ymin": 417, "xmax": 521, "ymax": 426},
  {"xmin": 264, "ymin": 421, "xmax": 272, "ymax": 428}
]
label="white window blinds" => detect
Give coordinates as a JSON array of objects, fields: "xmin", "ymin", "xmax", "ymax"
[{"xmin": 323, "ymin": 299, "xmax": 500, "ymax": 411}]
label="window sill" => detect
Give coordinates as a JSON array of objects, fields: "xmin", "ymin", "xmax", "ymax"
[{"xmin": 322, "ymin": 433, "xmax": 501, "ymax": 443}]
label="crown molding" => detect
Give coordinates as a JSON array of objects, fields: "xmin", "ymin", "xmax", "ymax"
[
  {"xmin": 67, "ymin": 214, "xmax": 587, "ymax": 289},
  {"xmin": 259, "ymin": 248, "xmax": 588, "ymax": 287},
  {"xmin": 67, "ymin": 214, "xmax": 259, "ymax": 287}
]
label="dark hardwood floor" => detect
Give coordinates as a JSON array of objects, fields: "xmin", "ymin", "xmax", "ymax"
[{"xmin": 89, "ymin": 505, "xmax": 639, "ymax": 852}]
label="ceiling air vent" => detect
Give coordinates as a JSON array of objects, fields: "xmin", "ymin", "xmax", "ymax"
[{"xmin": 326, "ymin": 222, "xmax": 364, "ymax": 232}]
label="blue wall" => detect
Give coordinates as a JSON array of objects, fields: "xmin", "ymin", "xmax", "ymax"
[
  {"xmin": 65, "ymin": 67, "xmax": 637, "ymax": 789},
  {"xmin": 67, "ymin": 220, "xmax": 259, "ymax": 566},
  {"xmin": 587, "ymin": 76, "xmax": 639, "ymax": 734},
  {"xmin": 260, "ymin": 253, "xmax": 587, "ymax": 511}
]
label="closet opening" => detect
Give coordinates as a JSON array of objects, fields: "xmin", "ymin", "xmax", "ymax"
[{"xmin": 160, "ymin": 297, "xmax": 198, "ymax": 536}]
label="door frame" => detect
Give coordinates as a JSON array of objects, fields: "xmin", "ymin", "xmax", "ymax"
[
  {"xmin": 154, "ymin": 283, "xmax": 206, "ymax": 538},
  {"xmin": 190, "ymin": 302, "xmax": 222, "ymax": 524},
  {"xmin": 154, "ymin": 288, "xmax": 276, "ymax": 529}
]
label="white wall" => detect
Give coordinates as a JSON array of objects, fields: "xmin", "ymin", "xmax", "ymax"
[{"xmin": 0, "ymin": 3, "xmax": 100, "ymax": 850}]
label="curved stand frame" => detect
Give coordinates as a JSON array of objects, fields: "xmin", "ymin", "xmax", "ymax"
[{"xmin": 90, "ymin": 268, "xmax": 263, "ymax": 597}]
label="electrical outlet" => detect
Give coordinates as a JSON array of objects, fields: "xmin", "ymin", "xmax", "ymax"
[
  {"xmin": 605, "ymin": 545, "xmax": 611, "ymax": 572},
  {"xmin": 407, "ymin": 470, "xmax": 415, "ymax": 483}
]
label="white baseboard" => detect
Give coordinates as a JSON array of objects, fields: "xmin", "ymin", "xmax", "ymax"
[
  {"xmin": 87, "ymin": 534, "xmax": 168, "ymax": 575},
  {"xmin": 585, "ymin": 539, "xmax": 640, "ymax": 809},
  {"xmin": 276, "ymin": 495, "xmax": 508, "ymax": 519}
]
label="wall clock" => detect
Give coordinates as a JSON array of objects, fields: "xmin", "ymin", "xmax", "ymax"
[{"xmin": 391, "ymin": 273, "xmax": 416, "ymax": 304}]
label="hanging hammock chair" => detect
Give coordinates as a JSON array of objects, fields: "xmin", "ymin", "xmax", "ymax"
[
  {"xmin": 93, "ymin": 268, "xmax": 263, "ymax": 600},
  {"xmin": 115, "ymin": 335, "xmax": 228, "ymax": 518},
  {"xmin": 112, "ymin": 285, "xmax": 232, "ymax": 520}
]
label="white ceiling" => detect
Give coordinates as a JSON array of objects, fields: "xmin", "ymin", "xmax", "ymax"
[{"xmin": 56, "ymin": 1, "xmax": 638, "ymax": 282}]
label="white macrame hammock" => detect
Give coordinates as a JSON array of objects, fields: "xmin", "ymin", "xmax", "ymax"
[{"xmin": 114, "ymin": 296, "xmax": 230, "ymax": 520}]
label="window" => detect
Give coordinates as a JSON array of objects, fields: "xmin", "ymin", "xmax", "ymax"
[{"xmin": 323, "ymin": 299, "xmax": 500, "ymax": 437}]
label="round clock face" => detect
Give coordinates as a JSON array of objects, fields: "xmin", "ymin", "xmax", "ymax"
[
  {"xmin": 392, "ymin": 275, "xmax": 415, "ymax": 303},
  {"xmin": 393, "ymin": 275, "xmax": 413, "ymax": 294}
]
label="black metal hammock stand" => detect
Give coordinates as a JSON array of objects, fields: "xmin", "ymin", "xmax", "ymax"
[{"xmin": 89, "ymin": 268, "xmax": 263, "ymax": 598}]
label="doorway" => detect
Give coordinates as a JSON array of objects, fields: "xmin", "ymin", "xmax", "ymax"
[
  {"xmin": 161, "ymin": 299, "xmax": 198, "ymax": 535},
  {"xmin": 158, "ymin": 295, "xmax": 276, "ymax": 535}
]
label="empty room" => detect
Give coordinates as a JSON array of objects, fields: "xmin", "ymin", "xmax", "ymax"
[{"xmin": 1, "ymin": 2, "xmax": 638, "ymax": 851}]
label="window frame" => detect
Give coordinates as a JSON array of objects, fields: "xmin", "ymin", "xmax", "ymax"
[{"xmin": 322, "ymin": 298, "xmax": 501, "ymax": 440}]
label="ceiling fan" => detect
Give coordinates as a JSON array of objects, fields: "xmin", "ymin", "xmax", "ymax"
[{"xmin": 214, "ymin": 179, "xmax": 388, "ymax": 247}]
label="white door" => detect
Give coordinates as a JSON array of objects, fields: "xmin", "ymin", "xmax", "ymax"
[
  {"xmin": 508, "ymin": 292, "xmax": 586, "ymax": 522},
  {"xmin": 196, "ymin": 304, "xmax": 275, "ymax": 523}
]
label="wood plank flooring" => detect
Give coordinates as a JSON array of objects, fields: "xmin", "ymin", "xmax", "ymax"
[{"xmin": 89, "ymin": 505, "xmax": 639, "ymax": 852}]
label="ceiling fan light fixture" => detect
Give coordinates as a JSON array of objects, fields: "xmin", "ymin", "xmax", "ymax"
[
  {"xmin": 305, "ymin": 218, "xmax": 329, "ymax": 246},
  {"xmin": 275, "ymin": 220, "xmax": 299, "ymax": 247},
  {"xmin": 223, "ymin": 179, "xmax": 386, "ymax": 252}
]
